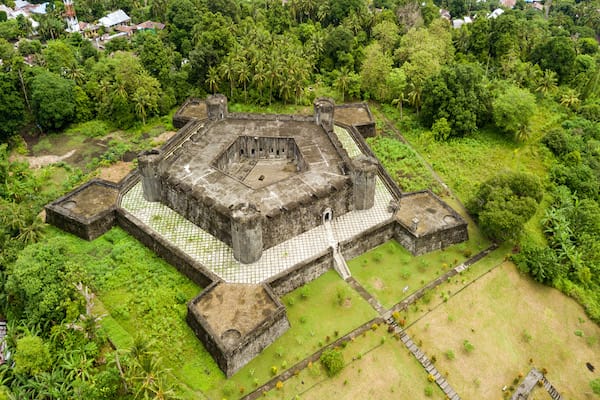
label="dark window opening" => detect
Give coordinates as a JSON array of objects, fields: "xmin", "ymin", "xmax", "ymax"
[
  {"xmin": 240, "ymin": 149, "xmax": 244, "ymax": 155},
  {"xmin": 251, "ymin": 148, "xmax": 255, "ymax": 155}
]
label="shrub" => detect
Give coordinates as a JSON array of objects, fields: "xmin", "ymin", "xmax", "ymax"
[
  {"xmin": 463, "ymin": 340, "xmax": 475, "ymax": 353},
  {"xmin": 424, "ymin": 385, "xmax": 434, "ymax": 397},
  {"xmin": 445, "ymin": 350, "xmax": 455, "ymax": 360},
  {"xmin": 320, "ymin": 348, "xmax": 344, "ymax": 377},
  {"xmin": 590, "ymin": 378, "xmax": 600, "ymax": 394}
]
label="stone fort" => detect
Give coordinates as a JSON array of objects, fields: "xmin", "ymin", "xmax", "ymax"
[{"xmin": 46, "ymin": 95, "xmax": 468, "ymax": 377}]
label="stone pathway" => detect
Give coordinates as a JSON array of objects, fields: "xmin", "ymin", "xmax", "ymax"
[
  {"xmin": 388, "ymin": 243, "xmax": 498, "ymax": 316},
  {"xmin": 345, "ymin": 244, "xmax": 499, "ymax": 400},
  {"xmin": 387, "ymin": 316, "xmax": 460, "ymax": 400},
  {"xmin": 511, "ymin": 368, "xmax": 563, "ymax": 400},
  {"xmin": 346, "ymin": 276, "xmax": 386, "ymax": 315}
]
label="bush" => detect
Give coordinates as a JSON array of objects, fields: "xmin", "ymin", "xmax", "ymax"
[
  {"xmin": 467, "ymin": 172, "xmax": 542, "ymax": 241},
  {"xmin": 463, "ymin": 340, "xmax": 475, "ymax": 353},
  {"xmin": 445, "ymin": 350, "xmax": 455, "ymax": 360},
  {"xmin": 424, "ymin": 385, "xmax": 434, "ymax": 397},
  {"xmin": 320, "ymin": 348, "xmax": 344, "ymax": 377},
  {"xmin": 590, "ymin": 378, "xmax": 600, "ymax": 394}
]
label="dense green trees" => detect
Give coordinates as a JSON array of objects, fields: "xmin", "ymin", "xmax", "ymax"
[
  {"xmin": 0, "ymin": 73, "xmax": 25, "ymax": 141},
  {"xmin": 0, "ymin": 0, "xmax": 598, "ymax": 395},
  {"xmin": 468, "ymin": 172, "xmax": 543, "ymax": 241},
  {"xmin": 492, "ymin": 84, "xmax": 536, "ymax": 140},
  {"xmin": 31, "ymin": 71, "xmax": 77, "ymax": 131},
  {"xmin": 421, "ymin": 62, "xmax": 492, "ymax": 137}
]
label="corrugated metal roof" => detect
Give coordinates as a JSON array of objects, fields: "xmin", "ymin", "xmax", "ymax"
[{"xmin": 99, "ymin": 9, "xmax": 130, "ymax": 28}]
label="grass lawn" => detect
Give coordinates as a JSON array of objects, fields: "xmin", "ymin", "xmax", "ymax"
[
  {"xmin": 206, "ymin": 269, "xmax": 379, "ymax": 399},
  {"xmin": 406, "ymin": 261, "xmax": 600, "ymax": 400},
  {"xmin": 348, "ymin": 237, "xmax": 490, "ymax": 310},
  {"xmin": 263, "ymin": 325, "xmax": 445, "ymax": 400}
]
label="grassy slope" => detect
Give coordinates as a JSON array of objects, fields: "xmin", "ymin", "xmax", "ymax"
[{"xmin": 373, "ymin": 103, "xmax": 562, "ymax": 244}]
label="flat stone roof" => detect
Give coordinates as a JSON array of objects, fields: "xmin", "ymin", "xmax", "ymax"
[
  {"xmin": 194, "ymin": 283, "xmax": 279, "ymax": 347},
  {"xmin": 334, "ymin": 105, "xmax": 373, "ymax": 126},
  {"xmin": 396, "ymin": 191, "xmax": 464, "ymax": 236},
  {"xmin": 162, "ymin": 118, "xmax": 347, "ymax": 216},
  {"xmin": 178, "ymin": 100, "xmax": 207, "ymax": 120},
  {"xmin": 57, "ymin": 182, "xmax": 118, "ymax": 219}
]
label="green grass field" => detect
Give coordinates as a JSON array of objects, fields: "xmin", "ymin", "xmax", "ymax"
[
  {"xmin": 262, "ymin": 325, "xmax": 445, "ymax": 400},
  {"xmin": 206, "ymin": 270, "xmax": 378, "ymax": 399},
  {"xmin": 407, "ymin": 261, "xmax": 600, "ymax": 399}
]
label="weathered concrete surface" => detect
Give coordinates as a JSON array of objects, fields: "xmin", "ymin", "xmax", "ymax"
[
  {"xmin": 395, "ymin": 190, "xmax": 468, "ymax": 255},
  {"xmin": 187, "ymin": 283, "xmax": 289, "ymax": 377}
]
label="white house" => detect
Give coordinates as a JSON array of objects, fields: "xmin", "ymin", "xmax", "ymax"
[{"xmin": 98, "ymin": 9, "xmax": 130, "ymax": 29}]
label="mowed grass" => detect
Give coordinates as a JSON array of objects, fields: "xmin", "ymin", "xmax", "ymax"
[
  {"xmin": 348, "ymin": 237, "xmax": 490, "ymax": 310},
  {"xmin": 263, "ymin": 325, "xmax": 445, "ymax": 400},
  {"xmin": 207, "ymin": 270, "xmax": 378, "ymax": 399},
  {"xmin": 406, "ymin": 261, "xmax": 600, "ymax": 399}
]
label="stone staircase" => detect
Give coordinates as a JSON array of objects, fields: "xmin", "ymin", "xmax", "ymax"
[
  {"xmin": 541, "ymin": 375, "xmax": 563, "ymax": 400},
  {"xmin": 324, "ymin": 220, "xmax": 351, "ymax": 280},
  {"xmin": 386, "ymin": 316, "xmax": 461, "ymax": 400}
]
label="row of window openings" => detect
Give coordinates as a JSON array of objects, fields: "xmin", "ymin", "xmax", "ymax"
[{"xmin": 240, "ymin": 148, "xmax": 285, "ymax": 156}]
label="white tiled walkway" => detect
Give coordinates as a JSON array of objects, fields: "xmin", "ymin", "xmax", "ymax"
[{"xmin": 119, "ymin": 126, "xmax": 394, "ymax": 284}]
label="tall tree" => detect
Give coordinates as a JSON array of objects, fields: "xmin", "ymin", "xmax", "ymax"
[
  {"xmin": 421, "ymin": 62, "xmax": 492, "ymax": 137},
  {"xmin": 31, "ymin": 70, "xmax": 76, "ymax": 131},
  {"xmin": 0, "ymin": 72, "xmax": 25, "ymax": 141}
]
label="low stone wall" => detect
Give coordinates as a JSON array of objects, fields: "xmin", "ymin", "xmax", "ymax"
[
  {"xmin": 173, "ymin": 98, "xmax": 207, "ymax": 128},
  {"xmin": 267, "ymin": 251, "xmax": 333, "ymax": 297},
  {"xmin": 340, "ymin": 220, "xmax": 396, "ymax": 260},
  {"xmin": 268, "ymin": 219, "xmax": 396, "ymax": 297},
  {"xmin": 115, "ymin": 207, "xmax": 217, "ymax": 288},
  {"xmin": 395, "ymin": 221, "xmax": 469, "ymax": 256}
]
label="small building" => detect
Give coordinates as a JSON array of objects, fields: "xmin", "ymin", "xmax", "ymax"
[
  {"xmin": 99, "ymin": 9, "xmax": 130, "ymax": 29},
  {"xmin": 136, "ymin": 20, "xmax": 165, "ymax": 32}
]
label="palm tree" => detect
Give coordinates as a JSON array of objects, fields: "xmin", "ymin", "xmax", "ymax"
[
  {"xmin": 133, "ymin": 87, "xmax": 151, "ymax": 125},
  {"xmin": 334, "ymin": 67, "xmax": 351, "ymax": 102},
  {"xmin": 407, "ymin": 82, "xmax": 423, "ymax": 115},
  {"xmin": 219, "ymin": 57, "xmax": 236, "ymax": 99},
  {"xmin": 560, "ymin": 88, "xmax": 580, "ymax": 110},
  {"xmin": 235, "ymin": 59, "xmax": 251, "ymax": 103},
  {"xmin": 16, "ymin": 216, "xmax": 45, "ymax": 245},
  {"xmin": 536, "ymin": 70, "xmax": 558, "ymax": 96},
  {"xmin": 391, "ymin": 93, "xmax": 406, "ymax": 120},
  {"xmin": 253, "ymin": 61, "xmax": 267, "ymax": 101},
  {"xmin": 206, "ymin": 66, "xmax": 220, "ymax": 95}
]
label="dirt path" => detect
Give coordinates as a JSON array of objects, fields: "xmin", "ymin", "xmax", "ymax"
[
  {"xmin": 97, "ymin": 161, "xmax": 134, "ymax": 183},
  {"xmin": 12, "ymin": 149, "xmax": 76, "ymax": 168}
]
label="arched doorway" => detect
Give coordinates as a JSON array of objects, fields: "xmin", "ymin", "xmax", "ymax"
[{"xmin": 322, "ymin": 207, "xmax": 332, "ymax": 224}]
